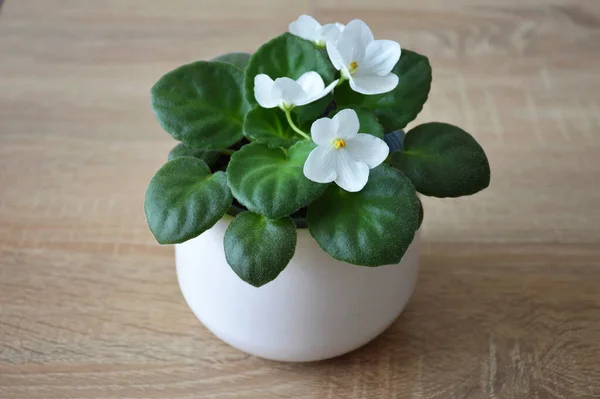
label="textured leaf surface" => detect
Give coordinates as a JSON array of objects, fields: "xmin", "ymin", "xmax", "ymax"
[
  {"xmin": 168, "ymin": 143, "xmax": 220, "ymax": 168},
  {"xmin": 307, "ymin": 164, "xmax": 420, "ymax": 266},
  {"xmin": 151, "ymin": 61, "xmax": 250, "ymax": 149},
  {"xmin": 227, "ymin": 141, "xmax": 327, "ymax": 219},
  {"xmin": 390, "ymin": 122, "xmax": 490, "ymax": 197},
  {"xmin": 144, "ymin": 157, "xmax": 232, "ymax": 244},
  {"xmin": 243, "ymin": 107, "xmax": 299, "ymax": 148},
  {"xmin": 224, "ymin": 212, "xmax": 296, "ymax": 287}
]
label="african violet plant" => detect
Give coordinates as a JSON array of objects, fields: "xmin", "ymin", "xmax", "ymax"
[{"xmin": 145, "ymin": 16, "xmax": 490, "ymax": 287}]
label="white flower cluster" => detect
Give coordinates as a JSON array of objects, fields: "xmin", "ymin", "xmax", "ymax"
[{"xmin": 253, "ymin": 15, "xmax": 399, "ymax": 192}]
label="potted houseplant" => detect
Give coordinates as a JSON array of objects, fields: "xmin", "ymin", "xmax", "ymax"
[{"xmin": 145, "ymin": 15, "xmax": 490, "ymax": 362}]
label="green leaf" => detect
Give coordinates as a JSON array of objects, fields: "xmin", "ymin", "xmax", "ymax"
[
  {"xmin": 417, "ymin": 196, "xmax": 424, "ymax": 229},
  {"xmin": 145, "ymin": 157, "xmax": 232, "ymax": 244},
  {"xmin": 389, "ymin": 122, "xmax": 490, "ymax": 198},
  {"xmin": 335, "ymin": 49, "xmax": 432, "ymax": 132},
  {"xmin": 227, "ymin": 141, "xmax": 327, "ymax": 219},
  {"xmin": 168, "ymin": 143, "xmax": 220, "ymax": 168},
  {"xmin": 330, "ymin": 107, "xmax": 384, "ymax": 139},
  {"xmin": 294, "ymin": 94, "xmax": 333, "ymax": 129},
  {"xmin": 244, "ymin": 33, "xmax": 336, "ymax": 106},
  {"xmin": 307, "ymin": 164, "xmax": 419, "ymax": 266},
  {"xmin": 151, "ymin": 61, "xmax": 250, "ymax": 150},
  {"xmin": 211, "ymin": 52, "xmax": 251, "ymax": 70},
  {"xmin": 243, "ymin": 107, "xmax": 299, "ymax": 148},
  {"xmin": 224, "ymin": 212, "xmax": 296, "ymax": 287}
]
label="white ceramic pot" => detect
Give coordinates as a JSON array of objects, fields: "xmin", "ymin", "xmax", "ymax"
[{"xmin": 175, "ymin": 217, "xmax": 420, "ymax": 362}]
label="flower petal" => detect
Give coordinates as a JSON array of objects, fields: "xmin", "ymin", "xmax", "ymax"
[
  {"xmin": 254, "ymin": 74, "xmax": 279, "ymax": 108},
  {"xmin": 296, "ymin": 71, "xmax": 325, "ymax": 99},
  {"xmin": 332, "ymin": 108, "xmax": 360, "ymax": 139},
  {"xmin": 326, "ymin": 41, "xmax": 346, "ymax": 71},
  {"xmin": 319, "ymin": 23, "xmax": 343, "ymax": 44},
  {"xmin": 303, "ymin": 145, "xmax": 337, "ymax": 183},
  {"xmin": 289, "ymin": 15, "xmax": 322, "ymax": 42},
  {"xmin": 272, "ymin": 77, "xmax": 307, "ymax": 106},
  {"xmin": 336, "ymin": 19, "xmax": 374, "ymax": 66},
  {"xmin": 344, "ymin": 134, "xmax": 390, "ymax": 168},
  {"xmin": 360, "ymin": 40, "xmax": 401, "ymax": 76},
  {"xmin": 310, "ymin": 116, "xmax": 339, "ymax": 146},
  {"xmin": 349, "ymin": 73, "xmax": 399, "ymax": 95},
  {"xmin": 334, "ymin": 150, "xmax": 369, "ymax": 192},
  {"xmin": 296, "ymin": 78, "xmax": 338, "ymax": 106}
]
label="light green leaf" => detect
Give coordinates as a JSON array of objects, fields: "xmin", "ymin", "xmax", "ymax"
[
  {"xmin": 168, "ymin": 143, "xmax": 220, "ymax": 168},
  {"xmin": 330, "ymin": 107, "xmax": 384, "ymax": 139},
  {"xmin": 335, "ymin": 49, "xmax": 432, "ymax": 132},
  {"xmin": 224, "ymin": 212, "xmax": 297, "ymax": 287},
  {"xmin": 227, "ymin": 141, "xmax": 328, "ymax": 219},
  {"xmin": 307, "ymin": 164, "xmax": 419, "ymax": 266},
  {"xmin": 151, "ymin": 61, "xmax": 250, "ymax": 150},
  {"xmin": 390, "ymin": 122, "xmax": 490, "ymax": 197},
  {"xmin": 211, "ymin": 52, "xmax": 251, "ymax": 70},
  {"xmin": 244, "ymin": 33, "xmax": 336, "ymax": 106},
  {"xmin": 144, "ymin": 157, "xmax": 232, "ymax": 244},
  {"xmin": 243, "ymin": 107, "xmax": 299, "ymax": 148}
]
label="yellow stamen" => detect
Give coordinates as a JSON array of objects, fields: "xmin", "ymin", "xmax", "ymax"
[
  {"xmin": 334, "ymin": 139, "xmax": 346, "ymax": 149},
  {"xmin": 349, "ymin": 61, "xmax": 359, "ymax": 73}
]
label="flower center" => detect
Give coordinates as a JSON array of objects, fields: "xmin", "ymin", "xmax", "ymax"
[
  {"xmin": 333, "ymin": 139, "xmax": 346, "ymax": 149},
  {"xmin": 349, "ymin": 61, "xmax": 359, "ymax": 74}
]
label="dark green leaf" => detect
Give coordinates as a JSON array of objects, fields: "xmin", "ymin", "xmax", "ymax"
[
  {"xmin": 224, "ymin": 212, "xmax": 296, "ymax": 287},
  {"xmin": 335, "ymin": 49, "xmax": 432, "ymax": 132},
  {"xmin": 307, "ymin": 164, "xmax": 419, "ymax": 266},
  {"xmin": 144, "ymin": 157, "xmax": 232, "ymax": 244},
  {"xmin": 168, "ymin": 143, "xmax": 220, "ymax": 168},
  {"xmin": 151, "ymin": 61, "xmax": 250, "ymax": 150},
  {"xmin": 244, "ymin": 33, "xmax": 336, "ymax": 106},
  {"xmin": 211, "ymin": 52, "xmax": 251, "ymax": 70},
  {"xmin": 330, "ymin": 107, "xmax": 384, "ymax": 139},
  {"xmin": 417, "ymin": 196, "xmax": 424, "ymax": 229},
  {"xmin": 390, "ymin": 122, "xmax": 490, "ymax": 197},
  {"xmin": 243, "ymin": 107, "xmax": 299, "ymax": 148},
  {"xmin": 227, "ymin": 141, "xmax": 327, "ymax": 219},
  {"xmin": 294, "ymin": 94, "xmax": 333, "ymax": 129}
]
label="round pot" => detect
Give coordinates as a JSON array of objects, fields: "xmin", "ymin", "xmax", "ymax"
[{"xmin": 175, "ymin": 217, "xmax": 420, "ymax": 362}]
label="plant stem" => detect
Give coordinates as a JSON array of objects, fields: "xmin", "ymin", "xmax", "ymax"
[
  {"xmin": 283, "ymin": 108, "xmax": 312, "ymax": 141},
  {"xmin": 220, "ymin": 149, "xmax": 235, "ymax": 156}
]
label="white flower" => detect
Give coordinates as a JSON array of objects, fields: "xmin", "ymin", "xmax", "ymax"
[
  {"xmin": 254, "ymin": 72, "xmax": 338, "ymax": 110},
  {"xmin": 326, "ymin": 19, "xmax": 401, "ymax": 95},
  {"xmin": 289, "ymin": 15, "xmax": 345, "ymax": 47},
  {"xmin": 303, "ymin": 109, "xmax": 389, "ymax": 192}
]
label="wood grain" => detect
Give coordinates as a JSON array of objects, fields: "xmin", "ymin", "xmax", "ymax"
[{"xmin": 1, "ymin": 0, "xmax": 599, "ymax": 398}]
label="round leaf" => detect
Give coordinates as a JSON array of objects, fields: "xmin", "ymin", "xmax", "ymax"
[
  {"xmin": 390, "ymin": 122, "xmax": 490, "ymax": 198},
  {"xmin": 168, "ymin": 143, "xmax": 220, "ymax": 168},
  {"xmin": 211, "ymin": 52, "xmax": 251, "ymax": 70},
  {"xmin": 307, "ymin": 164, "xmax": 420, "ymax": 266},
  {"xmin": 244, "ymin": 33, "xmax": 336, "ymax": 105},
  {"xmin": 243, "ymin": 107, "xmax": 299, "ymax": 148},
  {"xmin": 151, "ymin": 61, "xmax": 250, "ymax": 150},
  {"xmin": 330, "ymin": 107, "xmax": 384, "ymax": 139},
  {"xmin": 224, "ymin": 212, "xmax": 297, "ymax": 287},
  {"xmin": 145, "ymin": 157, "xmax": 232, "ymax": 244},
  {"xmin": 335, "ymin": 49, "xmax": 432, "ymax": 132},
  {"xmin": 227, "ymin": 141, "xmax": 328, "ymax": 219}
]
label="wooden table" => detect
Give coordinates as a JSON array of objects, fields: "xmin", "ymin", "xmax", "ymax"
[{"xmin": 1, "ymin": 1, "xmax": 599, "ymax": 398}]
